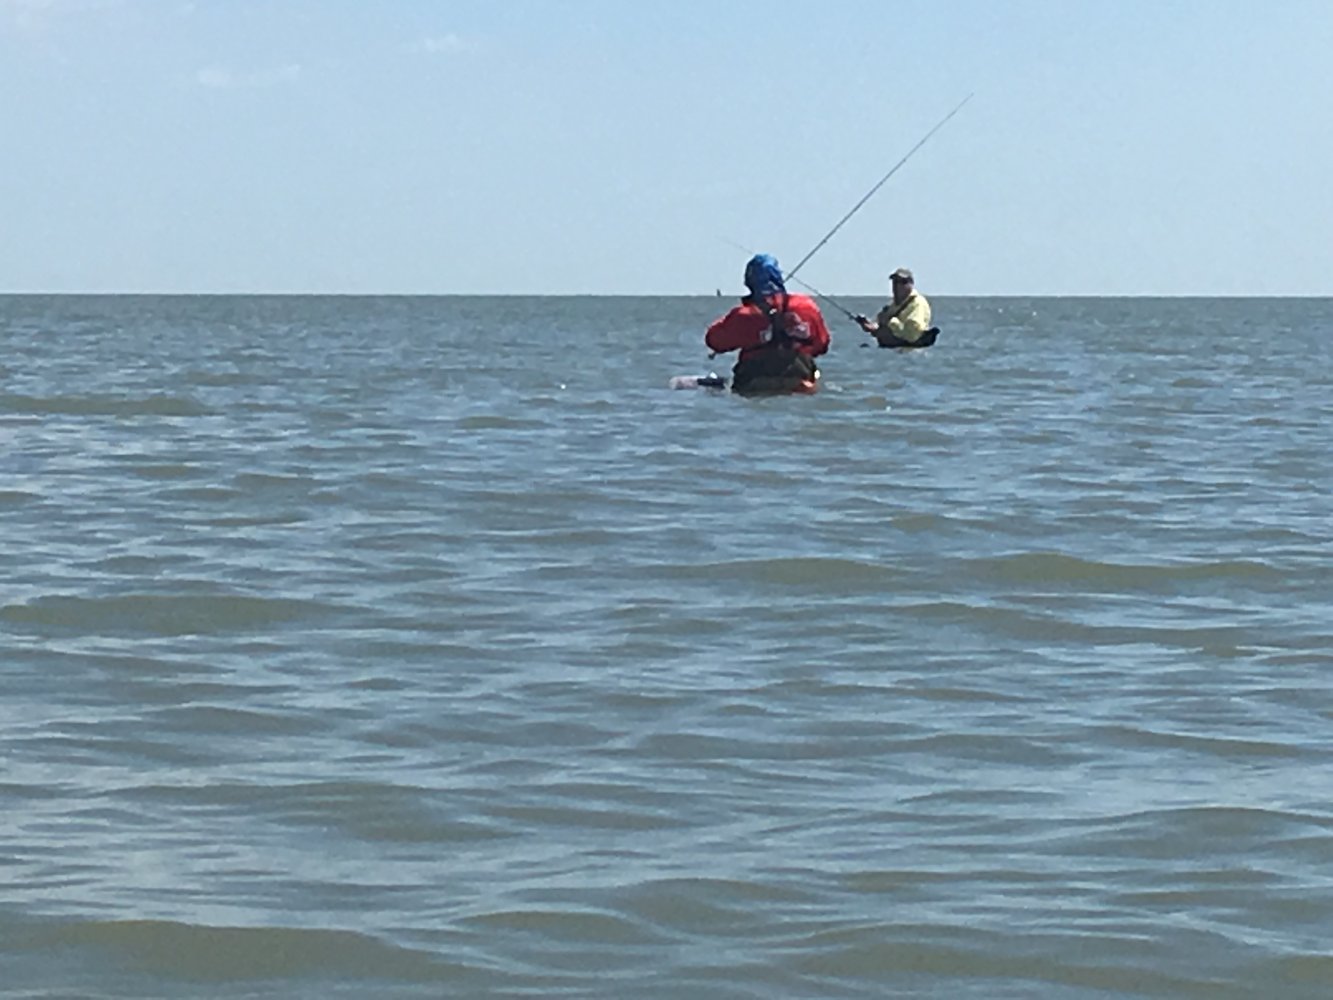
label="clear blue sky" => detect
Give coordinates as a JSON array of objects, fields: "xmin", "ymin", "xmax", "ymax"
[{"xmin": 3, "ymin": 0, "xmax": 1330, "ymax": 295}]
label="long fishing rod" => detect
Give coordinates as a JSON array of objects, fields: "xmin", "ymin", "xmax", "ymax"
[
  {"xmin": 719, "ymin": 237, "xmax": 860, "ymax": 321},
  {"xmin": 786, "ymin": 276, "xmax": 858, "ymax": 322},
  {"xmin": 785, "ymin": 93, "xmax": 974, "ymax": 282}
]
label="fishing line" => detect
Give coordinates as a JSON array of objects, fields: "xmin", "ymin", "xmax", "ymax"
[
  {"xmin": 784, "ymin": 93, "xmax": 974, "ymax": 282},
  {"xmin": 717, "ymin": 237, "xmax": 860, "ymax": 321}
]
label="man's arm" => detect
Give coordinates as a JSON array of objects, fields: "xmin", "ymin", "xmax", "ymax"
[{"xmin": 705, "ymin": 304, "xmax": 767, "ymax": 354}]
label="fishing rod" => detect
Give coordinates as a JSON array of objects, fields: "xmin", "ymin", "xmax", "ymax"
[
  {"xmin": 785, "ymin": 93, "xmax": 974, "ymax": 282},
  {"xmin": 786, "ymin": 276, "xmax": 859, "ymax": 322},
  {"xmin": 719, "ymin": 237, "xmax": 860, "ymax": 321}
]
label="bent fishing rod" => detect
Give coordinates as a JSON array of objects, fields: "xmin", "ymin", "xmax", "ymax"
[{"xmin": 785, "ymin": 92, "xmax": 974, "ymax": 282}]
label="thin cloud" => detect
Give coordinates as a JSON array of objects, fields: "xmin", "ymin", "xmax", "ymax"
[
  {"xmin": 195, "ymin": 63, "xmax": 302, "ymax": 89},
  {"xmin": 408, "ymin": 33, "xmax": 471, "ymax": 55},
  {"xmin": 2, "ymin": 0, "xmax": 122, "ymax": 28},
  {"xmin": 2, "ymin": 0, "xmax": 61, "ymax": 16}
]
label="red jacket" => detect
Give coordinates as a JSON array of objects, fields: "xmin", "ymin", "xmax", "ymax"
[{"xmin": 705, "ymin": 293, "xmax": 831, "ymax": 362}]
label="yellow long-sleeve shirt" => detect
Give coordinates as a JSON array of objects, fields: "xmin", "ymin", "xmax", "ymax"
[{"xmin": 874, "ymin": 291, "xmax": 932, "ymax": 346}]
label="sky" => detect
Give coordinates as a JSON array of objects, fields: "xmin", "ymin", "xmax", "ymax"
[{"xmin": 2, "ymin": 0, "xmax": 1331, "ymax": 296}]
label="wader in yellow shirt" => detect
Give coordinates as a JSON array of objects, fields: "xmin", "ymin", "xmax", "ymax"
[{"xmin": 873, "ymin": 291, "xmax": 934, "ymax": 347}]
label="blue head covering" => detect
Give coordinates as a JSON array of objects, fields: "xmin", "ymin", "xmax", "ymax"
[{"xmin": 743, "ymin": 254, "xmax": 786, "ymax": 297}]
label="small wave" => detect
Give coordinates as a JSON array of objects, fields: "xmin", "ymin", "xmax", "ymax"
[
  {"xmin": 29, "ymin": 919, "xmax": 453, "ymax": 983},
  {"xmin": 786, "ymin": 926, "xmax": 1236, "ymax": 997},
  {"xmin": 151, "ymin": 485, "xmax": 243, "ymax": 504},
  {"xmin": 147, "ymin": 704, "xmax": 316, "ymax": 737},
  {"xmin": 889, "ymin": 511, "xmax": 954, "ymax": 532},
  {"xmin": 962, "ymin": 551, "xmax": 1279, "ymax": 591},
  {"xmin": 118, "ymin": 779, "xmax": 517, "ymax": 845},
  {"xmin": 1247, "ymin": 952, "xmax": 1333, "ymax": 992},
  {"xmin": 1111, "ymin": 804, "xmax": 1331, "ymax": 836},
  {"xmin": 0, "ymin": 488, "xmax": 39, "ymax": 506},
  {"xmin": 1095, "ymin": 724, "xmax": 1315, "ymax": 760},
  {"xmin": 657, "ymin": 556, "xmax": 903, "ymax": 588},
  {"xmin": 121, "ymin": 462, "xmax": 208, "ymax": 481},
  {"xmin": 0, "ymin": 392, "xmax": 210, "ymax": 417},
  {"xmin": 231, "ymin": 471, "xmax": 319, "ymax": 493},
  {"xmin": 1042, "ymin": 804, "xmax": 1331, "ymax": 866},
  {"xmin": 0, "ymin": 592, "xmax": 341, "ymax": 636},
  {"xmin": 456, "ymin": 414, "xmax": 550, "ymax": 431},
  {"xmin": 616, "ymin": 875, "xmax": 823, "ymax": 939},
  {"xmin": 460, "ymin": 907, "xmax": 661, "ymax": 946},
  {"xmin": 894, "ymin": 599, "xmax": 1092, "ymax": 638},
  {"xmin": 895, "ymin": 599, "xmax": 1270, "ymax": 650},
  {"xmin": 77, "ymin": 554, "xmax": 191, "ymax": 576},
  {"xmin": 179, "ymin": 368, "xmax": 268, "ymax": 387}
]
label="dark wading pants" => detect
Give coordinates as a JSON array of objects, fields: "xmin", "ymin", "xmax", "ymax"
[{"xmin": 731, "ymin": 347, "xmax": 817, "ymax": 394}]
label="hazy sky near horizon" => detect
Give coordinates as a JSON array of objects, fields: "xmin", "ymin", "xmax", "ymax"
[{"xmin": 3, "ymin": 0, "xmax": 1330, "ymax": 296}]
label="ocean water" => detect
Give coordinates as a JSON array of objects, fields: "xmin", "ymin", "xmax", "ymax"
[{"xmin": 1, "ymin": 294, "xmax": 1330, "ymax": 999}]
